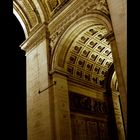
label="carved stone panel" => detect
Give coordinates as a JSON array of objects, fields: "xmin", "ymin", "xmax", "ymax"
[
  {"xmin": 47, "ymin": 0, "xmax": 59, "ymax": 11},
  {"xmin": 69, "ymin": 92, "xmax": 108, "ymax": 115},
  {"xmin": 46, "ymin": 0, "xmax": 70, "ymax": 14},
  {"xmin": 71, "ymin": 114, "xmax": 110, "ymax": 140}
]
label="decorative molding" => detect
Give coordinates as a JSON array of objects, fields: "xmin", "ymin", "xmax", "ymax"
[
  {"xmin": 83, "ymin": 0, "xmax": 109, "ymax": 15},
  {"xmin": 47, "ymin": 0, "xmax": 70, "ymax": 14},
  {"xmin": 49, "ymin": 0, "xmax": 110, "ymax": 50},
  {"xmin": 14, "ymin": 0, "xmax": 40, "ymax": 29},
  {"xmin": 47, "ymin": 0, "xmax": 59, "ymax": 12},
  {"xmin": 53, "ymin": 0, "xmax": 70, "ymax": 14},
  {"xmin": 20, "ymin": 22, "xmax": 50, "ymax": 53},
  {"xmin": 42, "ymin": 0, "xmax": 71, "ymax": 20}
]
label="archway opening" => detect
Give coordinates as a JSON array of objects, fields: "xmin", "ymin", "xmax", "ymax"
[
  {"xmin": 52, "ymin": 14, "xmax": 119, "ymax": 140},
  {"xmin": 11, "ymin": 14, "xmax": 27, "ymax": 140}
]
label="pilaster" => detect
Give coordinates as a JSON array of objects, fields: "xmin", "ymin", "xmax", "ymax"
[
  {"xmin": 20, "ymin": 22, "xmax": 53, "ymax": 140},
  {"xmin": 110, "ymin": 39, "xmax": 127, "ymax": 135},
  {"xmin": 105, "ymin": 32, "xmax": 127, "ymax": 138},
  {"xmin": 106, "ymin": 0, "xmax": 127, "ymax": 133},
  {"xmin": 112, "ymin": 91, "xmax": 126, "ymax": 140},
  {"xmin": 51, "ymin": 71, "xmax": 72, "ymax": 140}
]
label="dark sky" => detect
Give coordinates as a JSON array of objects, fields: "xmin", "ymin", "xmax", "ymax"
[
  {"xmin": 1, "ymin": 10, "xmax": 27, "ymax": 139},
  {"xmin": 11, "ymin": 14, "xmax": 27, "ymax": 140}
]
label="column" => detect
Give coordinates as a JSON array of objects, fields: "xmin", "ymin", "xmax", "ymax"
[
  {"xmin": 106, "ymin": 32, "xmax": 127, "ymax": 136},
  {"xmin": 106, "ymin": 0, "xmax": 127, "ymax": 92},
  {"xmin": 106, "ymin": 0, "xmax": 127, "ymax": 133},
  {"xmin": 112, "ymin": 91, "xmax": 126, "ymax": 140},
  {"xmin": 20, "ymin": 23, "xmax": 53, "ymax": 140},
  {"xmin": 51, "ymin": 71, "xmax": 72, "ymax": 140}
]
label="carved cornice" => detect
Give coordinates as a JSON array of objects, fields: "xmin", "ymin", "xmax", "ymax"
[
  {"xmin": 41, "ymin": 0, "xmax": 70, "ymax": 20},
  {"xmin": 20, "ymin": 22, "xmax": 50, "ymax": 53},
  {"xmin": 50, "ymin": 0, "xmax": 70, "ymax": 15},
  {"xmin": 49, "ymin": 0, "xmax": 110, "ymax": 51}
]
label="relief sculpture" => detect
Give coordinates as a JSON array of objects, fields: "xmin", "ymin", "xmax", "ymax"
[{"xmin": 69, "ymin": 92, "xmax": 108, "ymax": 115}]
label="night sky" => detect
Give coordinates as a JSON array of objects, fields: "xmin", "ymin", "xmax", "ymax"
[
  {"xmin": 11, "ymin": 14, "xmax": 27, "ymax": 140},
  {"xmin": 1, "ymin": 11, "xmax": 27, "ymax": 139}
]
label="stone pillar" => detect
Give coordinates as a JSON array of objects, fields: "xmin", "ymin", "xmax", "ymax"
[
  {"xmin": 112, "ymin": 91, "xmax": 126, "ymax": 140},
  {"xmin": 51, "ymin": 71, "xmax": 72, "ymax": 140},
  {"xmin": 20, "ymin": 23, "xmax": 53, "ymax": 140},
  {"xmin": 106, "ymin": 0, "xmax": 127, "ymax": 92},
  {"xmin": 106, "ymin": 32, "xmax": 127, "ymax": 136},
  {"xmin": 111, "ymin": 39, "xmax": 127, "ymax": 136},
  {"xmin": 106, "ymin": 0, "xmax": 127, "ymax": 133}
]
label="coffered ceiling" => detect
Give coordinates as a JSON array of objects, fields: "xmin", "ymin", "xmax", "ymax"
[{"xmin": 65, "ymin": 24, "xmax": 113, "ymax": 88}]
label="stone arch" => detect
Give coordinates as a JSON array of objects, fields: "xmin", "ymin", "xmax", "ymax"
[
  {"xmin": 51, "ymin": 12, "xmax": 126, "ymax": 140},
  {"xmin": 13, "ymin": 0, "xmax": 45, "ymax": 39},
  {"xmin": 52, "ymin": 12, "xmax": 114, "ymax": 89},
  {"xmin": 52, "ymin": 12, "xmax": 112, "ymax": 68}
]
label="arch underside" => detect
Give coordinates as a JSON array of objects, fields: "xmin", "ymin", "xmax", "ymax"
[
  {"xmin": 13, "ymin": 0, "xmax": 44, "ymax": 38},
  {"xmin": 65, "ymin": 25, "xmax": 113, "ymax": 89},
  {"xmin": 53, "ymin": 15, "xmax": 114, "ymax": 90}
]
